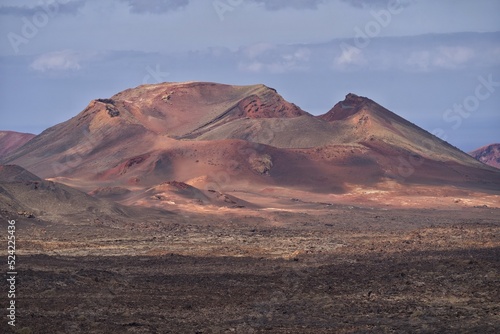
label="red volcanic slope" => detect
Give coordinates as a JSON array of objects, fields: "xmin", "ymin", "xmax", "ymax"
[
  {"xmin": 318, "ymin": 93, "xmax": 486, "ymax": 167},
  {"xmin": 1, "ymin": 82, "xmax": 499, "ymax": 209},
  {"xmin": 469, "ymin": 144, "xmax": 500, "ymax": 169},
  {"xmin": 0, "ymin": 82, "xmax": 308, "ymax": 180},
  {"xmin": 107, "ymin": 81, "xmax": 307, "ymax": 138},
  {"xmin": 0, "ymin": 131, "xmax": 35, "ymax": 158}
]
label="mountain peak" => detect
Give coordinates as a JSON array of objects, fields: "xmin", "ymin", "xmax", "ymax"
[
  {"xmin": 469, "ymin": 143, "xmax": 500, "ymax": 169},
  {"xmin": 343, "ymin": 92, "xmax": 373, "ymax": 105},
  {"xmin": 85, "ymin": 81, "xmax": 307, "ymax": 137},
  {"xmin": 318, "ymin": 93, "xmax": 374, "ymax": 122}
]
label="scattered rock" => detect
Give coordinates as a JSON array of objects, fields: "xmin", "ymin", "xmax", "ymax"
[
  {"xmin": 17, "ymin": 211, "xmax": 35, "ymax": 218},
  {"xmin": 107, "ymin": 106, "xmax": 120, "ymax": 118},
  {"xmin": 96, "ymin": 98, "xmax": 114, "ymax": 104},
  {"xmin": 249, "ymin": 154, "xmax": 273, "ymax": 175},
  {"xmin": 162, "ymin": 93, "xmax": 173, "ymax": 102}
]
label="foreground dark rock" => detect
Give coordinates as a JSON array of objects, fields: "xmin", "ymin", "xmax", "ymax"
[{"xmin": 4, "ymin": 206, "xmax": 499, "ymax": 333}]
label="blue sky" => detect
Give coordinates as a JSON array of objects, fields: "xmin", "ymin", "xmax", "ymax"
[{"xmin": 0, "ymin": 0, "xmax": 499, "ymax": 151}]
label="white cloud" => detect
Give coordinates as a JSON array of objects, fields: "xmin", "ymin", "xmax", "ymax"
[
  {"xmin": 406, "ymin": 50, "xmax": 431, "ymax": 71},
  {"xmin": 247, "ymin": 0, "xmax": 326, "ymax": 11},
  {"xmin": 239, "ymin": 61, "xmax": 264, "ymax": 72},
  {"xmin": 119, "ymin": 0, "xmax": 189, "ymax": 14},
  {"xmin": 237, "ymin": 35, "xmax": 498, "ymax": 74},
  {"xmin": 333, "ymin": 45, "xmax": 366, "ymax": 70},
  {"xmin": 432, "ymin": 46, "xmax": 475, "ymax": 69},
  {"xmin": 238, "ymin": 47, "xmax": 311, "ymax": 73},
  {"xmin": 0, "ymin": 0, "xmax": 85, "ymax": 16},
  {"xmin": 341, "ymin": 0, "xmax": 415, "ymax": 9},
  {"xmin": 291, "ymin": 48, "xmax": 311, "ymax": 61},
  {"xmin": 243, "ymin": 43, "xmax": 276, "ymax": 59},
  {"xmin": 30, "ymin": 50, "xmax": 88, "ymax": 72},
  {"xmin": 406, "ymin": 46, "xmax": 475, "ymax": 71},
  {"xmin": 329, "ymin": 37, "xmax": 495, "ymax": 73}
]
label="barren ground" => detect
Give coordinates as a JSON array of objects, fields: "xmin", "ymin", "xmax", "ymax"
[{"xmin": 2, "ymin": 204, "xmax": 499, "ymax": 334}]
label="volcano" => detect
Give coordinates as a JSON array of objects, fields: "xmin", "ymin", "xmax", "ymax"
[
  {"xmin": 2, "ymin": 82, "xmax": 499, "ymax": 209},
  {"xmin": 469, "ymin": 144, "xmax": 500, "ymax": 169}
]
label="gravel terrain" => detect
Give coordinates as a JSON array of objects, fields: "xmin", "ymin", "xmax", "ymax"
[{"xmin": 2, "ymin": 206, "xmax": 499, "ymax": 333}]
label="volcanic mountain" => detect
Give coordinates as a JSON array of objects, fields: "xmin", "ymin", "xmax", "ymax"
[
  {"xmin": 0, "ymin": 131, "xmax": 35, "ymax": 159},
  {"xmin": 2, "ymin": 82, "xmax": 499, "ymax": 209},
  {"xmin": 469, "ymin": 144, "xmax": 500, "ymax": 169}
]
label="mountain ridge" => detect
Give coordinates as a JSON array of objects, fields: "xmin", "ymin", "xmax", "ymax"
[{"xmin": 2, "ymin": 81, "xmax": 499, "ymax": 209}]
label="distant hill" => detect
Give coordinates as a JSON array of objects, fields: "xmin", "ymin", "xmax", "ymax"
[
  {"xmin": 0, "ymin": 131, "xmax": 35, "ymax": 159},
  {"xmin": 469, "ymin": 144, "xmax": 500, "ymax": 169}
]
